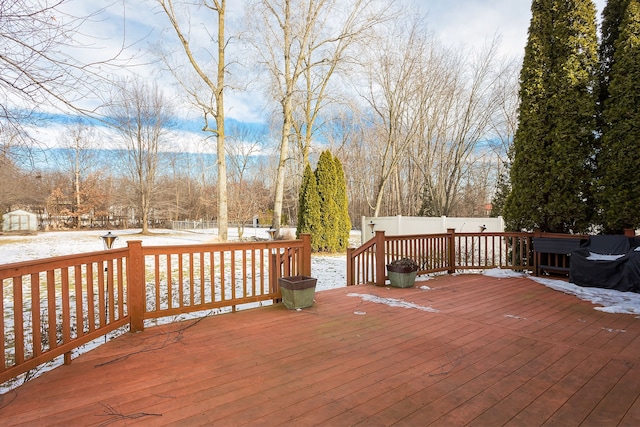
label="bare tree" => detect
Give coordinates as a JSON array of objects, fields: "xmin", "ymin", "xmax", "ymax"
[
  {"xmin": 108, "ymin": 78, "xmax": 175, "ymax": 234},
  {"xmin": 155, "ymin": 0, "xmax": 230, "ymax": 240},
  {"xmin": 357, "ymin": 13, "xmax": 437, "ymax": 216},
  {"xmin": 355, "ymin": 6, "xmax": 511, "ymax": 218},
  {"xmin": 0, "ymin": 1, "xmax": 132, "ymax": 151},
  {"xmin": 54, "ymin": 121, "xmax": 99, "ymax": 228},
  {"xmin": 415, "ymin": 39, "xmax": 507, "ymax": 216},
  {"xmin": 226, "ymin": 123, "xmax": 267, "ymax": 237},
  {"xmin": 487, "ymin": 57, "xmax": 520, "ymax": 176},
  {"xmin": 246, "ymin": 0, "xmax": 393, "ymax": 232}
]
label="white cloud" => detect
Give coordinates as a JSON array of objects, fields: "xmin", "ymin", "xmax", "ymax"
[
  {"xmin": 420, "ymin": 0, "xmax": 607, "ymax": 59},
  {"xmin": 14, "ymin": 0, "xmax": 610, "ymax": 132}
]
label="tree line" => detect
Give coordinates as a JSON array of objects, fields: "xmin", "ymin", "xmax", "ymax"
[
  {"xmin": 499, "ymin": 0, "xmax": 640, "ymax": 234},
  {"xmin": 1, "ymin": 0, "xmax": 519, "ymax": 239}
]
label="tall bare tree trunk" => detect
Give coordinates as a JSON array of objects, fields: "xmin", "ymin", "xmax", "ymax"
[
  {"xmin": 157, "ymin": 0, "xmax": 229, "ymax": 240},
  {"xmin": 215, "ymin": 2, "xmax": 228, "ymax": 240}
]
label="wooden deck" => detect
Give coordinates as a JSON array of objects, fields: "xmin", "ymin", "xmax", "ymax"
[{"xmin": 2, "ymin": 273, "xmax": 640, "ymax": 426}]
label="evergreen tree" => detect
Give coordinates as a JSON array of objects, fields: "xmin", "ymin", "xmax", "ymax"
[
  {"xmin": 296, "ymin": 151, "xmax": 351, "ymax": 252},
  {"xmin": 315, "ymin": 150, "xmax": 339, "ymax": 252},
  {"xmin": 490, "ymin": 172, "xmax": 511, "ymax": 217},
  {"xmin": 599, "ymin": 0, "xmax": 631, "ymax": 112},
  {"xmin": 296, "ymin": 163, "xmax": 321, "ymax": 247},
  {"xmin": 333, "ymin": 155, "xmax": 352, "ymax": 251},
  {"xmin": 418, "ymin": 185, "xmax": 437, "ymax": 217},
  {"xmin": 598, "ymin": 0, "xmax": 640, "ymax": 232},
  {"xmin": 504, "ymin": 0, "xmax": 598, "ymax": 233}
]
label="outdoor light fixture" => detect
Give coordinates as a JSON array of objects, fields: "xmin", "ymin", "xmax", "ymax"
[
  {"xmin": 100, "ymin": 231, "xmax": 118, "ymax": 337},
  {"xmin": 101, "ymin": 231, "xmax": 118, "ymax": 250},
  {"xmin": 368, "ymin": 221, "xmax": 376, "ymax": 237},
  {"xmin": 267, "ymin": 228, "xmax": 277, "ymax": 240},
  {"xmin": 479, "ymin": 225, "xmax": 487, "ymax": 232}
]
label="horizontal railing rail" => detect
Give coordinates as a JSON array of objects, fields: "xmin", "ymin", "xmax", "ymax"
[
  {"xmin": 0, "ymin": 235, "xmax": 311, "ymax": 386},
  {"xmin": 348, "ymin": 229, "xmax": 534, "ymax": 286}
]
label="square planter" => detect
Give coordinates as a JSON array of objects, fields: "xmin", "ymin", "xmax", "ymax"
[
  {"xmin": 388, "ymin": 270, "xmax": 418, "ymax": 288},
  {"xmin": 279, "ymin": 276, "xmax": 317, "ymax": 309}
]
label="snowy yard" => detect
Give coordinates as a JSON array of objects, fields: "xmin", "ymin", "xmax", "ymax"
[{"xmin": 0, "ymin": 227, "xmax": 355, "ymax": 292}]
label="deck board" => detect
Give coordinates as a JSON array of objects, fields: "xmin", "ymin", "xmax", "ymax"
[{"xmin": 2, "ymin": 273, "xmax": 640, "ymax": 426}]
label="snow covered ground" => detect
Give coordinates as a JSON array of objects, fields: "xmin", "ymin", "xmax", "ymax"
[
  {"xmin": 0, "ymin": 227, "xmax": 353, "ymax": 292},
  {"xmin": 2, "ymin": 227, "xmax": 640, "ymax": 314}
]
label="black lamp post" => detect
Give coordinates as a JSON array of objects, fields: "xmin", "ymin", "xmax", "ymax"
[{"xmin": 100, "ymin": 232, "xmax": 117, "ymax": 339}]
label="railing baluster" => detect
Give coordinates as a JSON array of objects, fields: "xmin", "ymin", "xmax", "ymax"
[
  {"xmin": 1, "ymin": 277, "xmax": 5, "ymax": 371},
  {"xmin": 166, "ymin": 255, "xmax": 173, "ymax": 310},
  {"xmin": 117, "ymin": 257, "xmax": 124, "ymax": 319},
  {"xmin": 189, "ymin": 253, "xmax": 195, "ymax": 307},
  {"xmin": 86, "ymin": 265, "xmax": 95, "ymax": 333},
  {"xmin": 47, "ymin": 270, "xmax": 57, "ymax": 350},
  {"xmin": 74, "ymin": 265, "xmax": 83, "ymax": 339},
  {"xmin": 30, "ymin": 273, "xmax": 41, "ymax": 357},
  {"xmin": 13, "ymin": 277, "xmax": 24, "ymax": 365},
  {"xmin": 200, "ymin": 252, "xmax": 205, "ymax": 305},
  {"xmin": 178, "ymin": 253, "xmax": 184, "ymax": 309}
]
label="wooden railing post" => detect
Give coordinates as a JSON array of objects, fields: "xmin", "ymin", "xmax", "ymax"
[
  {"xmin": 300, "ymin": 233, "xmax": 312, "ymax": 276},
  {"xmin": 375, "ymin": 230, "xmax": 386, "ymax": 286},
  {"xmin": 533, "ymin": 229, "xmax": 541, "ymax": 275},
  {"xmin": 346, "ymin": 247, "xmax": 354, "ymax": 286},
  {"xmin": 447, "ymin": 228, "xmax": 456, "ymax": 274},
  {"xmin": 127, "ymin": 241, "xmax": 145, "ymax": 333}
]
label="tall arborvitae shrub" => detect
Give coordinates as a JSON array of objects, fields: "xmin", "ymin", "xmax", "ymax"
[
  {"xmin": 297, "ymin": 162, "xmax": 321, "ymax": 249},
  {"xmin": 296, "ymin": 150, "xmax": 351, "ymax": 252},
  {"xmin": 315, "ymin": 150, "xmax": 339, "ymax": 252},
  {"xmin": 333, "ymin": 155, "xmax": 352, "ymax": 250},
  {"xmin": 504, "ymin": 0, "xmax": 598, "ymax": 233},
  {"xmin": 597, "ymin": 0, "xmax": 640, "ymax": 232},
  {"xmin": 599, "ymin": 0, "xmax": 631, "ymax": 114}
]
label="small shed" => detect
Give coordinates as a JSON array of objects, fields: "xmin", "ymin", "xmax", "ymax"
[{"xmin": 2, "ymin": 209, "xmax": 38, "ymax": 232}]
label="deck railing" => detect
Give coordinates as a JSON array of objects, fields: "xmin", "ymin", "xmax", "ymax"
[
  {"xmin": 347, "ymin": 229, "xmax": 534, "ymax": 286},
  {"xmin": 0, "ymin": 235, "xmax": 311, "ymax": 385}
]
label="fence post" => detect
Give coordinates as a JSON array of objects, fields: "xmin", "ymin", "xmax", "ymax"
[
  {"xmin": 375, "ymin": 230, "xmax": 386, "ymax": 286},
  {"xmin": 127, "ymin": 240, "xmax": 145, "ymax": 333},
  {"xmin": 447, "ymin": 228, "xmax": 456, "ymax": 274},
  {"xmin": 300, "ymin": 233, "xmax": 312, "ymax": 276}
]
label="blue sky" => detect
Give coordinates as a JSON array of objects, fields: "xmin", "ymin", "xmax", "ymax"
[
  {"xmin": 70, "ymin": 0, "xmax": 608, "ymax": 121},
  {"xmin": 32, "ymin": 0, "xmax": 607, "ymax": 151},
  {"xmin": 422, "ymin": 0, "xmax": 606, "ymax": 59}
]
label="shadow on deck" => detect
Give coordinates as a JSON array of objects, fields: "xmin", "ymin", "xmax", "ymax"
[{"xmin": 2, "ymin": 274, "xmax": 640, "ymax": 426}]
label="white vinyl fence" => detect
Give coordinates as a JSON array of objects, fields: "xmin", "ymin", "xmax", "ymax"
[{"xmin": 361, "ymin": 215, "xmax": 505, "ymax": 243}]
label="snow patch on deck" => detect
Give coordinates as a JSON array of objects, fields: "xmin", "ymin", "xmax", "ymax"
[{"xmin": 347, "ymin": 293, "xmax": 439, "ymax": 313}]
